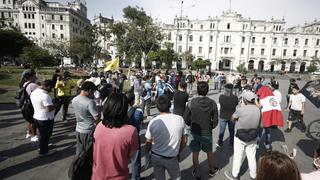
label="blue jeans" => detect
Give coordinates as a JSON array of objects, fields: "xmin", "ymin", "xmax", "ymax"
[
  {"xmin": 257, "ymin": 127, "xmax": 271, "ymax": 146},
  {"xmin": 218, "ymin": 118, "xmax": 235, "ymax": 146},
  {"xmin": 36, "ymin": 119, "xmax": 54, "ymax": 154},
  {"xmin": 131, "ymin": 137, "xmax": 141, "ymax": 180}
]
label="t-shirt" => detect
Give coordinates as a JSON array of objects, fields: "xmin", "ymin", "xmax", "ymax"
[
  {"xmin": 232, "ymin": 104, "xmax": 261, "ymax": 131},
  {"xmin": 219, "ymin": 94, "xmax": 238, "ymax": 119},
  {"xmin": 301, "ymin": 171, "xmax": 320, "ymax": 180},
  {"xmin": 92, "ymin": 123, "xmax": 139, "ymax": 180},
  {"xmin": 173, "ymin": 90, "xmax": 189, "ymax": 116},
  {"xmin": 145, "ymin": 114, "xmax": 187, "ymax": 157},
  {"xmin": 30, "ymin": 88, "xmax": 54, "ymax": 120},
  {"xmin": 290, "ymin": 93, "xmax": 306, "ymax": 111},
  {"xmin": 72, "ymin": 95, "xmax": 99, "ymax": 133}
]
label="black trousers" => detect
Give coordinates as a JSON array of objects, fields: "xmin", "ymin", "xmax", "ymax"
[
  {"xmin": 54, "ymin": 96, "xmax": 71, "ymax": 119},
  {"xmin": 36, "ymin": 119, "xmax": 54, "ymax": 154}
]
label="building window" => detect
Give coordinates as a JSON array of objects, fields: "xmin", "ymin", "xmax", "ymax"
[
  {"xmin": 22, "ymin": 6, "xmax": 25, "ymax": 11},
  {"xmin": 52, "ymin": 14, "xmax": 54, "ymax": 20},
  {"xmin": 189, "ymin": 35, "xmax": 193, "ymax": 42},
  {"xmin": 242, "ymin": 36, "xmax": 245, "ymax": 43},
  {"xmin": 179, "ymin": 35, "xmax": 182, "ymax": 41},
  {"xmin": 190, "ymin": 24, "xmax": 193, "ymax": 29},
  {"xmin": 199, "ymin": 35, "xmax": 203, "ymax": 42},
  {"xmin": 293, "ymin": 49, "xmax": 297, "ymax": 57},
  {"xmin": 33, "ymin": 32, "xmax": 35, "ymax": 35},
  {"xmin": 188, "ymin": 46, "xmax": 192, "ymax": 53},
  {"xmin": 32, "ymin": 23, "xmax": 35, "ymax": 29},
  {"xmin": 303, "ymin": 50, "xmax": 307, "ymax": 57},
  {"xmin": 60, "ymin": 25, "xmax": 63, "ymax": 30},
  {"xmin": 209, "ymin": 47, "xmax": 213, "ymax": 53},
  {"xmin": 315, "ymin": 50, "xmax": 319, "ymax": 57},
  {"xmin": 52, "ymin": 24, "xmax": 55, "ymax": 30},
  {"xmin": 178, "ymin": 46, "xmax": 182, "ymax": 53},
  {"xmin": 261, "ymin": 48, "xmax": 265, "ymax": 55},
  {"xmin": 200, "ymin": 25, "xmax": 203, "ymax": 29},
  {"xmin": 295, "ymin": 38, "xmax": 299, "ymax": 45},
  {"xmin": 305, "ymin": 39, "xmax": 308, "ymax": 45},
  {"xmin": 272, "ymin": 49, "xmax": 276, "ymax": 56},
  {"xmin": 241, "ymin": 48, "xmax": 244, "ymax": 55},
  {"xmin": 224, "ymin": 36, "xmax": 231, "ymax": 43},
  {"xmin": 32, "ymin": 7, "xmax": 35, "ymax": 11},
  {"xmin": 227, "ymin": 23, "xmax": 230, "ymax": 29},
  {"xmin": 284, "ymin": 38, "xmax": 288, "ymax": 45},
  {"xmin": 41, "ymin": 16, "xmax": 44, "ymax": 20},
  {"xmin": 210, "ymin": 23, "xmax": 215, "ymax": 29},
  {"xmin": 3, "ymin": 0, "xmax": 6, "ymax": 4},
  {"xmin": 198, "ymin": 47, "xmax": 202, "ymax": 53},
  {"xmin": 317, "ymin": 39, "xmax": 320, "ymax": 46},
  {"xmin": 250, "ymin": 48, "xmax": 254, "ymax": 55},
  {"xmin": 28, "ymin": 23, "xmax": 31, "ymax": 28},
  {"xmin": 168, "ymin": 32, "xmax": 171, "ymax": 40},
  {"xmin": 183, "ymin": 23, "xmax": 185, "ymax": 28},
  {"xmin": 262, "ymin": 37, "xmax": 266, "ymax": 44},
  {"xmin": 52, "ymin": 33, "xmax": 56, "ymax": 38},
  {"xmin": 42, "ymin": 24, "xmax": 44, "ymax": 28},
  {"xmin": 60, "ymin": 15, "xmax": 63, "ymax": 20},
  {"xmin": 273, "ymin": 38, "xmax": 277, "ymax": 44},
  {"xmin": 224, "ymin": 47, "xmax": 229, "ymax": 54},
  {"xmin": 252, "ymin": 37, "xmax": 256, "ymax": 43},
  {"xmin": 24, "ymin": 23, "xmax": 27, "ymax": 28},
  {"xmin": 283, "ymin": 49, "xmax": 287, "ymax": 56},
  {"xmin": 210, "ymin": 35, "xmax": 213, "ymax": 42},
  {"xmin": 264, "ymin": 26, "xmax": 266, "ymax": 31},
  {"xmin": 28, "ymin": 14, "xmax": 30, "ymax": 19},
  {"xmin": 32, "ymin": 14, "xmax": 34, "ymax": 19},
  {"xmin": 24, "ymin": 14, "xmax": 27, "ymax": 18}
]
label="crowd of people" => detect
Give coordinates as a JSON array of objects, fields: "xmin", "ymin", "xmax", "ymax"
[{"xmin": 17, "ymin": 67, "xmax": 319, "ymax": 180}]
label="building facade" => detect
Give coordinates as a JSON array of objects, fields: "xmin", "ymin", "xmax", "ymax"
[
  {"xmin": 0, "ymin": 0, "xmax": 90, "ymax": 50},
  {"xmin": 162, "ymin": 10, "xmax": 320, "ymax": 72}
]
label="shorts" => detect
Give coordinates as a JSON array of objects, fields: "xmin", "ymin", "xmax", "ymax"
[
  {"xmin": 288, "ymin": 109, "xmax": 303, "ymax": 122},
  {"xmin": 188, "ymin": 132, "xmax": 212, "ymax": 152}
]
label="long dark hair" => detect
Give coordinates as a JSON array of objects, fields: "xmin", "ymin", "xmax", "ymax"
[{"xmin": 102, "ymin": 93, "xmax": 128, "ymax": 128}]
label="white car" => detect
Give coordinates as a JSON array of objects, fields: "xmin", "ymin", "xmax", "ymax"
[{"xmin": 311, "ymin": 71, "xmax": 320, "ymax": 75}]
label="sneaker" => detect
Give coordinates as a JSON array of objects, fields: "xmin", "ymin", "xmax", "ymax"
[
  {"xmin": 31, "ymin": 136, "xmax": 39, "ymax": 142},
  {"xmin": 26, "ymin": 133, "xmax": 31, "ymax": 139},
  {"xmin": 284, "ymin": 128, "xmax": 292, "ymax": 133},
  {"xmin": 39, "ymin": 150, "xmax": 56, "ymax": 158},
  {"xmin": 209, "ymin": 167, "xmax": 219, "ymax": 177},
  {"xmin": 192, "ymin": 170, "xmax": 201, "ymax": 180},
  {"xmin": 224, "ymin": 171, "xmax": 239, "ymax": 180}
]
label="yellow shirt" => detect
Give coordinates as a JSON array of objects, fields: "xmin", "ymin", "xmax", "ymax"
[{"xmin": 55, "ymin": 79, "xmax": 76, "ymax": 97}]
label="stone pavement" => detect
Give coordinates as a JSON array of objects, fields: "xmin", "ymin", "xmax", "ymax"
[{"xmin": 0, "ymin": 78, "xmax": 319, "ymax": 180}]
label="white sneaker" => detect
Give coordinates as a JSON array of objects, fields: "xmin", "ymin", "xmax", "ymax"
[
  {"xmin": 26, "ymin": 133, "xmax": 31, "ymax": 139},
  {"xmin": 31, "ymin": 136, "xmax": 39, "ymax": 142}
]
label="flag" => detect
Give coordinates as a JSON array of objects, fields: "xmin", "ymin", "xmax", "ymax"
[
  {"xmin": 104, "ymin": 57, "xmax": 119, "ymax": 72},
  {"xmin": 256, "ymin": 86, "xmax": 284, "ymax": 127}
]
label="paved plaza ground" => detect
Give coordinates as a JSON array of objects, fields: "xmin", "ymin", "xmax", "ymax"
[{"xmin": 0, "ymin": 76, "xmax": 319, "ymax": 180}]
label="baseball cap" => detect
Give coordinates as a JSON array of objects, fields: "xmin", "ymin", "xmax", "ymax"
[{"xmin": 243, "ymin": 91, "xmax": 256, "ymax": 102}]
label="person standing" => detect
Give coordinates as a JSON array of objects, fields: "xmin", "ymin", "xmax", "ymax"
[
  {"xmin": 186, "ymin": 71, "xmax": 195, "ymax": 95},
  {"xmin": 184, "ymin": 81, "xmax": 219, "ymax": 179},
  {"xmin": 54, "ymin": 71, "xmax": 75, "ymax": 121},
  {"xmin": 126, "ymin": 92, "xmax": 144, "ymax": 180},
  {"xmin": 145, "ymin": 96, "xmax": 188, "ymax": 180},
  {"xmin": 72, "ymin": 81, "xmax": 100, "ymax": 156},
  {"xmin": 133, "ymin": 73, "xmax": 142, "ymax": 107},
  {"xmin": 141, "ymin": 75, "xmax": 152, "ymax": 118},
  {"xmin": 285, "ymin": 85, "xmax": 306, "ymax": 133},
  {"xmin": 51, "ymin": 68, "xmax": 61, "ymax": 98},
  {"xmin": 217, "ymin": 83, "xmax": 238, "ymax": 148},
  {"xmin": 224, "ymin": 91, "xmax": 261, "ymax": 180},
  {"xmin": 286, "ymin": 79, "xmax": 297, "ymax": 108},
  {"xmin": 214, "ymin": 74, "xmax": 220, "ymax": 90},
  {"xmin": 173, "ymin": 82, "xmax": 189, "ymax": 117},
  {"xmin": 30, "ymin": 80, "xmax": 56, "ymax": 157}
]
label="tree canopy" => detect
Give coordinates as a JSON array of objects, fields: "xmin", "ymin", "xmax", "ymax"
[
  {"xmin": 20, "ymin": 46, "xmax": 56, "ymax": 69},
  {"xmin": 110, "ymin": 6, "xmax": 162, "ymax": 66}
]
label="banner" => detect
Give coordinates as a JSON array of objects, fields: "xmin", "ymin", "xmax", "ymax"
[{"xmin": 104, "ymin": 57, "xmax": 119, "ymax": 72}]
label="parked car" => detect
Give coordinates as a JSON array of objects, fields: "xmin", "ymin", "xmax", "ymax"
[{"xmin": 311, "ymin": 71, "xmax": 320, "ymax": 75}]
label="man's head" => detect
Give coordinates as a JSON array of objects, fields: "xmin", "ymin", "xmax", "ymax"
[
  {"xmin": 179, "ymin": 82, "xmax": 187, "ymax": 91},
  {"xmin": 197, "ymin": 81, "xmax": 209, "ymax": 96},
  {"xmin": 224, "ymin": 83, "xmax": 233, "ymax": 96},
  {"xmin": 55, "ymin": 68, "xmax": 60, "ymax": 74},
  {"xmin": 255, "ymin": 77, "xmax": 262, "ymax": 84},
  {"xmin": 24, "ymin": 69, "xmax": 36, "ymax": 82},
  {"xmin": 81, "ymin": 81, "xmax": 97, "ymax": 98},
  {"xmin": 291, "ymin": 85, "xmax": 300, "ymax": 95},
  {"xmin": 270, "ymin": 81, "xmax": 279, "ymax": 90},
  {"xmin": 156, "ymin": 96, "xmax": 171, "ymax": 113},
  {"xmin": 41, "ymin": 80, "xmax": 52, "ymax": 92},
  {"xmin": 126, "ymin": 91, "xmax": 135, "ymax": 106},
  {"xmin": 243, "ymin": 91, "xmax": 256, "ymax": 104}
]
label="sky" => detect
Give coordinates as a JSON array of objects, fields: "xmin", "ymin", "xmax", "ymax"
[{"xmin": 51, "ymin": 0, "xmax": 320, "ymax": 27}]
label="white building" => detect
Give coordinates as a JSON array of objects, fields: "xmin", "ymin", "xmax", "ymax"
[
  {"xmin": 162, "ymin": 10, "xmax": 320, "ymax": 72},
  {"xmin": 0, "ymin": 0, "xmax": 90, "ymax": 55}
]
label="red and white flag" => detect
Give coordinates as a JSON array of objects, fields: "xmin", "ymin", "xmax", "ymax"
[{"xmin": 256, "ymin": 86, "xmax": 284, "ymax": 127}]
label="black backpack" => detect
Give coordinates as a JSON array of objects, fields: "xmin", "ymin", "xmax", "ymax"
[
  {"xmin": 68, "ymin": 127, "xmax": 95, "ymax": 180},
  {"xmin": 141, "ymin": 87, "xmax": 148, "ymax": 98},
  {"xmin": 15, "ymin": 82, "xmax": 31, "ymax": 108}
]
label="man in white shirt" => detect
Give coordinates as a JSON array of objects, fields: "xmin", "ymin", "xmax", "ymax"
[
  {"xmin": 30, "ymin": 80, "xmax": 56, "ymax": 157},
  {"xmin": 285, "ymin": 85, "xmax": 306, "ymax": 133},
  {"xmin": 145, "ymin": 96, "xmax": 188, "ymax": 180}
]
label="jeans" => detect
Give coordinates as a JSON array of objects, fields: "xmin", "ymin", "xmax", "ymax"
[
  {"xmin": 36, "ymin": 119, "xmax": 54, "ymax": 154},
  {"xmin": 256, "ymin": 127, "xmax": 271, "ymax": 146},
  {"xmin": 218, "ymin": 118, "xmax": 235, "ymax": 146},
  {"xmin": 131, "ymin": 148, "xmax": 141, "ymax": 180},
  {"xmin": 214, "ymin": 82, "xmax": 219, "ymax": 90},
  {"xmin": 151, "ymin": 154, "xmax": 181, "ymax": 180},
  {"xmin": 141, "ymin": 98, "xmax": 151, "ymax": 116},
  {"xmin": 232, "ymin": 137, "xmax": 257, "ymax": 178},
  {"xmin": 54, "ymin": 96, "xmax": 71, "ymax": 119}
]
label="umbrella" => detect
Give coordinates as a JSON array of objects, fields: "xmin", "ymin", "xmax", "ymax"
[{"xmin": 300, "ymin": 80, "xmax": 320, "ymax": 108}]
